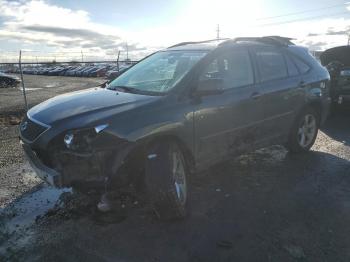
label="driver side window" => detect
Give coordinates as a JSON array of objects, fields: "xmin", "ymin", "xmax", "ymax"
[{"xmin": 199, "ymin": 49, "xmax": 254, "ymax": 89}]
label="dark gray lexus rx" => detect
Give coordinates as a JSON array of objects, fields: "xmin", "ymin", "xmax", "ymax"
[{"xmin": 20, "ymin": 36, "xmax": 331, "ymax": 219}]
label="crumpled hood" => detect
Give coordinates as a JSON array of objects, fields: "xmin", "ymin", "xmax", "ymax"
[
  {"xmin": 320, "ymin": 46, "xmax": 350, "ymax": 66},
  {"xmin": 28, "ymin": 87, "xmax": 159, "ymax": 125}
]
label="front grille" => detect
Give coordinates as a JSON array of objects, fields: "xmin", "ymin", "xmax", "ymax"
[{"xmin": 20, "ymin": 115, "xmax": 49, "ymax": 142}]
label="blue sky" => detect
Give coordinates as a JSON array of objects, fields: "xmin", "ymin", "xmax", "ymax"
[{"xmin": 0, "ymin": 0, "xmax": 349, "ymax": 61}]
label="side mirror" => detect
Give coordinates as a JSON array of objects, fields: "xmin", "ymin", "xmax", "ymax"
[
  {"xmin": 99, "ymin": 81, "xmax": 109, "ymax": 88},
  {"xmin": 194, "ymin": 78, "xmax": 225, "ymax": 96}
]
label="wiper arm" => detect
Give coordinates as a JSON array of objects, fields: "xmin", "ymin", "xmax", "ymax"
[{"xmin": 108, "ymin": 85, "xmax": 139, "ymax": 93}]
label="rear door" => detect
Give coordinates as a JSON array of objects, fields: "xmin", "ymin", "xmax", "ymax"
[
  {"xmin": 252, "ymin": 46, "xmax": 303, "ymax": 144},
  {"xmin": 193, "ymin": 47, "xmax": 266, "ymax": 167}
]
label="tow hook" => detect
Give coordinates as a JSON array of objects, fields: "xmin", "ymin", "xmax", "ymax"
[
  {"xmin": 338, "ymin": 96, "xmax": 343, "ymax": 104},
  {"xmin": 97, "ymin": 193, "xmax": 112, "ymax": 212},
  {"xmin": 97, "ymin": 177, "xmax": 112, "ymax": 212}
]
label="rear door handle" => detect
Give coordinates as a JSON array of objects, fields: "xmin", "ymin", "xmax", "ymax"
[{"xmin": 250, "ymin": 92, "xmax": 262, "ymax": 100}]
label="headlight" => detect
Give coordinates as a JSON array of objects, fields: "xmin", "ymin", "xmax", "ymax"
[{"xmin": 63, "ymin": 124, "xmax": 109, "ymax": 150}]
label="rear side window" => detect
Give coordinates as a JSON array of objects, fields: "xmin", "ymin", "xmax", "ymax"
[
  {"xmin": 255, "ymin": 48, "xmax": 288, "ymax": 82},
  {"xmin": 292, "ymin": 56, "xmax": 310, "ymax": 74},
  {"xmin": 200, "ymin": 49, "xmax": 254, "ymax": 89},
  {"xmin": 285, "ymin": 54, "xmax": 299, "ymax": 77}
]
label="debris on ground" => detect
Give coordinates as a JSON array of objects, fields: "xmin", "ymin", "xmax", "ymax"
[{"xmin": 283, "ymin": 244, "xmax": 306, "ymax": 259}]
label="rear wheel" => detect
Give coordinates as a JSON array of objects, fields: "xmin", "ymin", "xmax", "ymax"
[
  {"xmin": 145, "ymin": 141, "xmax": 188, "ymax": 220},
  {"xmin": 286, "ymin": 107, "xmax": 319, "ymax": 153}
]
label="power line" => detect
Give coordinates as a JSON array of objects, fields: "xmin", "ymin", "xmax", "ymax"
[
  {"xmin": 256, "ymin": 2, "xmax": 349, "ymax": 21},
  {"xmin": 256, "ymin": 11, "xmax": 350, "ymax": 27}
]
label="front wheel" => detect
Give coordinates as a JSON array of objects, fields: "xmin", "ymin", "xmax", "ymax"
[
  {"xmin": 145, "ymin": 141, "xmax": 188, "ymax": 220},
  {"xmin": 286, "ymin": 107, "xmax": 319, "ymax": 153}
]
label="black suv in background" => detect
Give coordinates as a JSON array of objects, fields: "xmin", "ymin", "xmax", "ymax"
[
  {"xmin": 20, "ymin": 36, "xmax": 331, "ymax": 219},
  {"xmin": 321, "ymin": 45, "xmax": 350, "ymax": 108}
]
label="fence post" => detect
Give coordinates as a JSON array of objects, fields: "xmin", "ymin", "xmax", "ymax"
[
  {"xmin": 18, "ymin": 50, "xmax": 28, "ymax": 111},
  {"xmin": 117, "ymin": 50, "xmax": 120, "ymax": 71}
]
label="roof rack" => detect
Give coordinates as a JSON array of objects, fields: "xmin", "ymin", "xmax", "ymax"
[
  {"xmin": 224, "ymin": 36, "xmax": 295, "ymax": 46},
  {"xmin": 168, "ymin": 38, "xmax": 230, "ymax": 48}
]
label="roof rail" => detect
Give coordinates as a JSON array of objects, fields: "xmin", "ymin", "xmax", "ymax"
[
  {"xmin": 168, "ymin": 38, "xmax": 230, "ymax": 48},
  {"xmin": 224, "ymin": 36, "xmax": 295, "ymax": 46}
]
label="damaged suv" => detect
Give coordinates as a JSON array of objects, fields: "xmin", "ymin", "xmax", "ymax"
[{"xmin": 20, "ymin": 36, "xmax": 331, "ymax": 219}]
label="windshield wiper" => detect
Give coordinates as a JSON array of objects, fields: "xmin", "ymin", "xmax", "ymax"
[
  {"xmin": 108, "ymin": 85, "xmax": 164, "ymax": 96},
  {"xmin": 108, "ymin": 85, "xmax": 139, "ymax": 93}
]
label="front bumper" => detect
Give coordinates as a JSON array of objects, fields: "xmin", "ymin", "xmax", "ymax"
[
  {"xmin": 21, "ymin": 137, "xmax": 136, "ymax": 189},
  {"xmin": 21, "ymin": 141, "xmax": 63, "ymax": 187}
]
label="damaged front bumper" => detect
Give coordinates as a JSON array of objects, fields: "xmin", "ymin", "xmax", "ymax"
[
  {"xmin": 21, "ymin": 138, "xmax": 137, "ymax": 189},
  {"xmin": 21, "ymin": 141, "xmax": 63, "ymax": 187}
]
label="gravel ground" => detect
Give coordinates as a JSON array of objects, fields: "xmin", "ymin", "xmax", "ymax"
[{"xmin": 0, "ymin": 75, "xmax": 349, "ymax": 262}]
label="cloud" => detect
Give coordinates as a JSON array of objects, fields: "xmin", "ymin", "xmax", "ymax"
[
  {"xmin": 301, "ymin": 40, "xmax": 329, "ymax": 50},
  {"xmin": 0, "ymin": 0, "xmax": 149, "ymax": 60},
  {"xmin": 326, "ymin": 27, "xmax": 350, "ymax": 35},
  {"xmin": 22, "ymin": 25, "xmax": 119, "ymax": 40},
  {"xmin": 21, "ymin": 25, "xmax": 125, "ymax": 50},
  {"xmin": 307, "ymin": 33, "xmax": 320, "ymax": 37}
]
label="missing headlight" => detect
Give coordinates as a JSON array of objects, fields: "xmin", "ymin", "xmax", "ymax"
[{"xmin": 63, "ymin": 124, "xmax": 108, "ymax": 151}]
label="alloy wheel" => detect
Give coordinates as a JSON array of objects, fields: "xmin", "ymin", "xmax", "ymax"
[
  {"xmin": 172, "ymin": 150, "xmax": 187, "ymax": 205},
  {"xmin": 298, "ymin": 114, "xmax": 317, "ymax": 148}
]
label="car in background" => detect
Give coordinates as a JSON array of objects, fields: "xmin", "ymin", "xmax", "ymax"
[
  {"xmin": 12, "ymin": 62, "xmax": 136, "ymax": 78},
  {"xmin": 82, "ymin": 66, "xmax": 97, "ymax": 77},
  {"xmin": 88, "ymin": 65, "xmax": 110, "ymax": 77},
  {"xmin": 48, "ymin": 67, "xmax": 65, "ymax": 76},
  {"xmin": 20, "ymin": 36, "xmax": 331, "ymax": 220},
  {"xmin": 65, "ymin": 66, "xmax": 82, "ymax": 76},
  {"xmin": 0, "ymin": 72, "xmax": 20, "ymax": 88},
  {"xmin": 105, "ymin": 66, "xmax": 130, "ymax": 80},
  {"xmin": 321, "ymin": 46, "xmax": 350, "ymax": 109}
]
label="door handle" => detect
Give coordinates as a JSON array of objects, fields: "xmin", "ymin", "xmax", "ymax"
[
  {"xmin": 250, "ymin": 92, "xmax": 262, "ymax": 100},
  {"xmin": 298, "ymin": 81, "xmax": 307, "ymax": 88}
]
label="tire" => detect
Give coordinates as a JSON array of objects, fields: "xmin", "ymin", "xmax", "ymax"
[
  {"xmin": 286, "ymin": 107, "xmax": 319, "ymax": 153},
  {"xmin": 145, "ymin": 141, "xmax": 188, "ymax": 220}
]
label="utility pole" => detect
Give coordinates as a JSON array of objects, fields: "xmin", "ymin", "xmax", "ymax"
[
  {"xmin": 216, "ymin": 24, "xmax": 220, "ymax": 40},
  {"xmin": 348, "ymin": 34, "xmax": 350, "ymax": 46},
  {"xmin": 117, "ymin": 50, "xmax": 120, "ymax": 71},
  {"xmin": 126, "ymin": 42, "xmax": 129, "ymax": 61},
  {"xmin": 81, "ymin": 50, "xmax": 84, "ymax": 63}
]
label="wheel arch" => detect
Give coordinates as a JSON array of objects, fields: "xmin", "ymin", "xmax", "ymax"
[
  {"xmin": 304, "ymin": 99, "xmax": 322, "ymax": 123},
  {"xmin": 145, "ymin": 135, "xmax": 195, "ymax": 174},
  {"xmin": 114, "ymin": 133, "xmax": 195, "ymax": 183}
]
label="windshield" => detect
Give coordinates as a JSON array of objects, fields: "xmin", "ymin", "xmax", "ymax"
[{"xmin": 107, "ymin": 50, "xmax": 207, "ymax": 94}]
